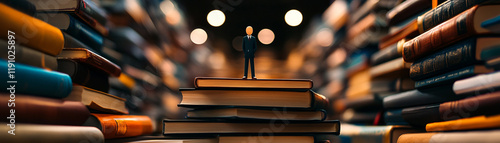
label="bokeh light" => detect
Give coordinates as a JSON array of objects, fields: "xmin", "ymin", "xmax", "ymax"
[
  {"xmin": 258, "ymin": 28, "xmax": 275, "ymax": 45},
  {"xmin": 207, "ymin": 10, "xmax": 225, "ymax": 27},
  {"xmin": 190, "ymin": 28, "xmax": 208, "ymax": 45},
  {"xmin": 285, "ymin": 9, "xmax": 303, "ymax": 26}
]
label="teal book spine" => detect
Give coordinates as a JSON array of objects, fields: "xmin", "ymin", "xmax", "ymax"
[
  {"xmin": 0, "ymin": 60, "xmax": 72, "ymax": 98},
  {"xmin": 420, "ymin": 0, "xmax": 488, "ymax": 32},
  {"xmin": 410, "ymin": 38, "xmax": 477, "ymax": 80},
  {"xmin": 480, "ymin": 45, "xmax": 500, "ymax": 61},
  {"xmin": 414, "ymin": 65, "xmax": 480, "ymax": 88},
  {"xmin": 64, "ymin": 14, "xmax": 103, "ymax": 51}
]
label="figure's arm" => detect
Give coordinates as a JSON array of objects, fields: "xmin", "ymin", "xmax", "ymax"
[{"xmin": 253, "ymin": 37, "xmax": 257, "ymax": 52}]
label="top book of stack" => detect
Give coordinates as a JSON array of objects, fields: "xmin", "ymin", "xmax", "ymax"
[{"xmin": 194, "ymin": 77, "xmax": 313, "ymax": 91}]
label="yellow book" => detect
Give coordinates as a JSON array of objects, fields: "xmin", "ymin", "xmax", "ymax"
[
  {"xmin": 426, "ymin": 114, "xmax": 500, "ymax": 132},
  {"xmin": 0, "ymin": 3, "xmax": 64, "ymax": 56}
]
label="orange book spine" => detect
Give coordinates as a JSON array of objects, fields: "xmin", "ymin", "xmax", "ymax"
[
  {"xmin": 426, "ymin": 115, "xmax": 500, "ymax": 132},
  {"xmin": 92, "ymin": 113, "xmax": 153, "ymax": 139},
  {"xmin": 402, "ymin": 6, "xmax": 477, "ymax": 62},
  {"xmin": 0, "ymin": 3, "xmax": 64, "ymax": 56}
]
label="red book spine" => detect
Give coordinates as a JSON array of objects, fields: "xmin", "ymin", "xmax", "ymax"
[{"xmin": 403, "ymin": 6, "xmax": 477, "ymax": 62}]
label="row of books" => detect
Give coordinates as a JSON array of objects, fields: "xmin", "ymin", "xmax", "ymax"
[
  {"xmin": 0, "ymin": 0, "xmax": 196, "ymax": 142},
  {"xmin": 308, "ymin": 0, "xmax": 500, "ymax": 142}
]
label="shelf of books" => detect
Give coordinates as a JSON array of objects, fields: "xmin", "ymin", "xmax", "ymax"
[{"xmin": 302, "ymin": 0, "xmax": 500, "ymax": 143}]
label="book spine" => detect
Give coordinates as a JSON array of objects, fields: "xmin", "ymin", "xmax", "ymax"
[
  {"xmin": 371, "ymin": 42, "xmax": 400, "ymax": 66},
  {"xmin": 383, "ymin": 85, "xmax": 458, "ymax": 109},
  {"xmin": 92, "ymin": 114, "xmax": 153, "ymax": 139},
  {"xmin": 414, "ymin": 65, "xmax": 479, "ymax": 88},
  {"xmin": 79, "ymin": 0, "xmax": 107, "ymax": 26},
  {"xmin": 409, "ymin": 38, "xmax": 477, "ymax": 80},
  {"xmin": 65, "ymin": 14, "xmax": 104, "ymax": 51},
  {"xmin": 404, "ymin": 6, "xmax": 476, "ymax": 62},
  {"xmin": 63, "ymin": 32, "xmax": 101, "ymax": 53},
  {"xmin": 384, "ymin": 108, "xmax": 409, "ymax": 125},
  {"xmin": 386, "ymin": 0, "xmax": 432, "ymax": 26},
  {"xmin": 0, "ymin": 3, "xmax": 64, "ymax": 56},
  {"xmin": 453, "ymin": 71, "xmax": 500, "ymax": 94},
  {"xmin": 57, "ymin": 59, "xmax": 110, "ymax": 93},
  {"xmin": 426, "ymin": 114, "xmax": 500, "ymax": 131},
  {"xmin": 0, "ymin": 40, "xmax": 58, "ymax": 70},
  {"xmin": 419, "ymin": 0, "xmax": 487, "ymax": 33},
  {"xmin": 0, "ymin": 124, "xmax": 104, "ymax": 143},
  {"xmin": 439, "ymin": 91, "xmax": 500, "ymax": 121},
  {"xmin": 0, "ymin": 94, "xmax": 90, "ymax": 125},
  {"xmin": 0, "ymin": 60, "xmax": 72, "ymax": 98},
  {"xmin": 401, "ymin": 104, "xmax": 441, "ymax": 126}
]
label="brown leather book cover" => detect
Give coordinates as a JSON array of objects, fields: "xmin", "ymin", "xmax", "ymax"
[
  {"xmin": 85, "ymin": 113, "xmax": 153, "ymax": 139},
  {"xmin": 403, "ymin": 5, "xmax": 500, "ymax": 62},
  {"xmin": 58, "ymin": 48, "xmax": 122, "ymax": 77},
  {"xmin": 0, "ymin": 3, "xmax": 64, "ymax": 56},
  {"xmin": 0, "ymin": 93, "xmax": 90, "ymax": 125}
]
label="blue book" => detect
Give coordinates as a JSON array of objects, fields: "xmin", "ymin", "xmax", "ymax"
[
  {"xmin": 414, "ymin": 65, "xmax": 493, "ymax": 89},
  {"xmin": 0, "ymin": 60, "xmax": 72, "ymax": 98},
  {"xmin": 36, "ymin": 13, "xmax": 103, "ymax": 51},
  {"xmin": 384, "ymin": 108, "xmax": 409, "ymax": 125}
]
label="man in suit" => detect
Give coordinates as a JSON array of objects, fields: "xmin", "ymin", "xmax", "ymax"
[{"xmin": 242, "ymin": 26, "xmax": 257, "ymax": 79}]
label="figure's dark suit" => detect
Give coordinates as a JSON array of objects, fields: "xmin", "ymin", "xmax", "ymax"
[{"xmin": 242, "ymin": 35, "xmax": 257, "ymax": 78}]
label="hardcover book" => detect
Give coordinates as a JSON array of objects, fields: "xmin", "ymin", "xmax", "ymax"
[
  {"xmin": 403, "ymin": 4, "xmax": 500, "ymax": 62},
  {"xmin": 186, "ymin": 108, "xmax": 324, "ymax": 121},
  {"xmin": 426, "ymin": 114, "xmax": 500, "ymax": 131},
  {"xmin": 453, "ymin": 70, "xmax": 500, "ymax": 94},
  {"xmin": 178, "ymin": 89, "xmax": 328, "ymax": 110},
  {"xmin": 57, "ymin": 59, "xmax": 110, "ymax": 92},
  {"xmin": 0, "ymin": 39, "xmax": 58, "ymax": 70},
  {"xmin": 398, "ymin": 130, "xmax": 500, "ymax": 143},
  {"xmin": 0, "ymin": 60, "xmax": 72, "ymax": 98},
  {"xmin": 83, "ymin": 113, "xmax": 153, "ymax": 139},
  {"xmin": 163, "ymin": 120, "xmax": 340, "ymax": 136},
  {"xmin": 339, "ymin": 124, "xmax": 423, "ymax": 143},
  {"xmin": 0, "ymin": 3, "xmax": 64, "ymax": 56},
  {"xmin": 194, "ymin": 77, "xmax": 313, "ymax": 90},
  {"xmin": 414, "ymin": 65, "xmax": 492, "ymax": 88},
  {"xmin": 65, "ymin": 85, "xmax": 128, "ymax": 114},
  {"xmin": 0, "ymin": 124, "xmax": 104, "ymax": 143},
  {"xmin": 57, "ymin": 48, "xmax": 122, "ymax": 77},
  {"xmin": 0, "ymin": 93, "xmax": 90, "ymax": 125}
]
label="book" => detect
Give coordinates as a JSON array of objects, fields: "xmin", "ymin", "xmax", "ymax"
[
  {"xmin": 0, "ymin": 60, "xmax": 72, "ymax": 98},
  {"xmin": 418, "ymin": 0, "xmax": 491, "ymax": 33},
  {"xmin": 410, "ymin": 37, "xmax": 500, "ymax": 80},
  {"xmin": 401, "ymin": 91, "xmax": 500, "ymax": 126},
  {"xmin": 36, "ymin": 13, "xmax": 103, "ymax": 50},
  {"xmin": 347, "ymin": 13, "xmax": 387, "ymax": 49},
  {"xmin": 349, "ymin": 0, "xmax": 399, "ymax": 25},
  {"xmin": 453, "ymin": 71, "xmax": 500, "ymax": 95},
  {"xmin": 426, "ymin": 114, "xmax": 500, "ymax": 131},
  {"xmin": 383, "ymin": 85, "xmax": 459, "ymax": 109},
  {"xmin": 57, "ymin": 59, "xmax": 110, "ymax": 92},
  {"xmin": 370, "ymin": 58, "xmax": 411, "ymax": 79},
  {"xmin": 186, "ymin": 108, "xmax": 324, "ymax": 121},
  {"xmin": 343, "ymin": 94, "xmax": 382, "ymax": 111},
  {"xmin": 0, "ymin": 0, "xmax": 36, "ymax": 16},
  {"xmin": 178, "ymin": 89, "xmax": 328, "ymax": 110},
  {"xmin": 372, "ymin": 39, "xmax": 405, "ymax": 66},
  {"xmin": 414, "ymin": 65, "xmax": 493, "ymax": 88},
  {"xmin": 339, "ymin": 124, "xmax": 423, "ymax": 143},
  {"xmin": 379, "ymin": 19, "xmax": 418, "ymax": 49},
  {"xmin": 403, "ymin": 5, "xmax": 500, "ymax": 62},
  {"xmin": 371, "ymin": 78, "xmax": 414, "ymax": 94},
  {"xmin": 83, "ymin": 113, "xmax": 153, "ymax": 139},
  {"xmin": 0, "ymin": 124, "xmax": 104, "ymax": 143},
  {"xmin": 65, "ymin": 85, "xmax": 128, "ymax": 114},
  {"xmin": 384, "ymin": 109, "xmax": 408, "ymax": 125},
  {"xmin": 115, "ymin": 136, "xmax": 315, "ymax": 143},
  {"xmin": 342, "ymin": 109, "xmax": 380, "ymax": 124},
  {"xmin": 194, "ymin": 77, "xmax": 313, "ymax": 90},
  {"xmin": 386, "ymin": 0, "xmax": 443, "ymax": 26},
  {"xmin": 162, "ymin": 120, "xmax": 340, "ymax": 136},
  {"xmin": 0, "ymin": 93, "xmax": 90, "ymax": 125},
  {"xmin": 0, "ymin": 3, "xmax": 64, "ymax": 56},
  {"xmin": 0, "ymin": 39, "xmax": 58, "ymax": 70},
  {"xmin": 63, "ymin": 32, "xmax": 101, "ymax": 53},
  {"xmin": 57, "ymin": 48, "xmax": 122, "ymax": 77},
  {"xmin": 28, "ymin": 0, "xmax": 108, "ymax": 35},
  {"xmin": 397, "ymin": 130, "xmax": 500, "ymax": 143}
]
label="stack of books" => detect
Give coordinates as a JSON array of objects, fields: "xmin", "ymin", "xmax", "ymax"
[
  {"xmin": 315, "ymin": 0, "xmax": 500, "ymax": 142},
  {"xmin": 160, "ymin": 78, "xmax": 340, "ymax": 143},
  {"xmin": 0, "ymin": 0, "xmax": 157, "ymax": 142}
]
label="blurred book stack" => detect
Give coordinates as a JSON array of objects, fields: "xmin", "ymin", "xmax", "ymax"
[
  {"xmin": 304, "ymin": 0, "xmax": 500, "ymax": 142},
  {"xmin": 158, "ymin": 77, "xmax": 340, "ymax": 143},
  {"xmin": 0, "ymin": 0, "xmax": 202, "ymax": 142}
]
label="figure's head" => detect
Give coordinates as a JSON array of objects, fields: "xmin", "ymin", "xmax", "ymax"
[{"xmin": 246, "ymin": 26, "xmax": 253, "ymax": 35}]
